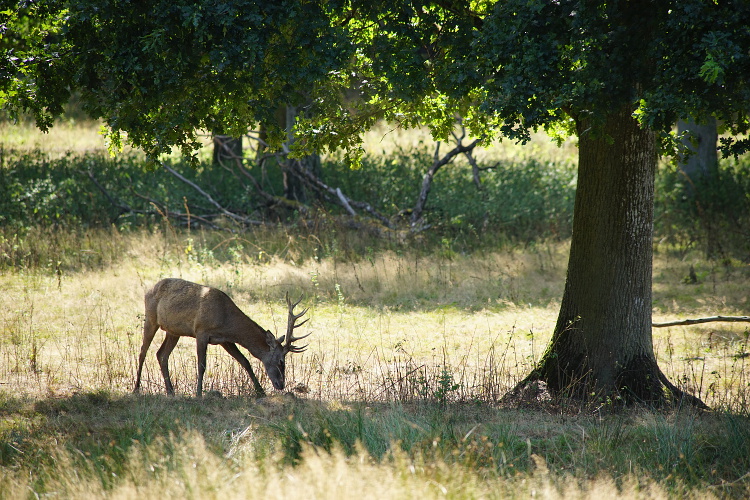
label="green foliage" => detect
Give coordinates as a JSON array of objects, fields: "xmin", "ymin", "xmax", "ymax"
[
  {"xmin": 0, "ymin": 151, "xmax": 253, "ymax": 230},
  {"xmin": 5, "ymin": 145, "xmax": 750, "ymax": 266},
  {"xmin": 655, "ymin": 155, "xmax": 750, "ymax": 256},
  {"xmin": 0, "ymin": 148, "xmax": 576, "ymax": 246},
  {"xmin": 2, "ymin": 1, "xmax": 353, "ymax": 161},
  {"xmin": 325, "ymin": 145, "xmax": 576, "ymax": 240},
  {"xmin": 4, "ymin": 1, "xmax": 750, "ymax": 160}
]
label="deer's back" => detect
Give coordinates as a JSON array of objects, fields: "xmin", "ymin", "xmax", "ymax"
[{"xmin": 146, "ymin": 278, "xmax": 246, "ymax": 338}]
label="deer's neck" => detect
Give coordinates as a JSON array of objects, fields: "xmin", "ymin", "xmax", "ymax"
[{"xmin": 233, "ymin": 316, "xmax": 271, "ymax": 358}]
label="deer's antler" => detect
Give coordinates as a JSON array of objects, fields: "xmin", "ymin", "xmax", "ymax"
[{"xmin": 285, "ymin": 292, "xmax": 310, "ymax": 352}]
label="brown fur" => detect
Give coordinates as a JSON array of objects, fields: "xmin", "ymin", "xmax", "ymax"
[{"xmin": 134, "ymin": 278, "xmax": 308, "ymax": 397}]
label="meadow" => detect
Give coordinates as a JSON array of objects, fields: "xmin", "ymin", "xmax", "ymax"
[{"xmin": 1, "ymin": 120, "xmax": 749, "ymax": 498}]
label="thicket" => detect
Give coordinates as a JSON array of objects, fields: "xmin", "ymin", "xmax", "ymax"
[
  {"xmin": 1, "ymin": 147, "xmax": 750, "ymax": 263},
  {"xmin": 0, "ymin": 147, "xmax": 575, "ymax": 234}
]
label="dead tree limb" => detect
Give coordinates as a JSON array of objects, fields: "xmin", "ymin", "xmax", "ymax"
[
  {"xmin": 85, "ymin": 169, "xmax": 226, "ymax": 230},
  {"xmin": 161, "ymin": 162, "xmax": 263, "ymax": 226},
  {"xmin": 285, "ymin": 159, "xmax": 394, "ymax": 228},
  {"xmin": 213, "ymin": 139, "xmax": 312, "ymax": 216},
  {"xmin": 84, "ymin": 169, "xmax": 132, "ymax": 218},
  {"xmin": 452, "ymin": 121, "xmax": 485, "ymax": 190},
  {"xmin": 410, "ymin": 138, "xmax": 480, "ymax": 226},
  {"xmin": 653, "ymin": 316, "xmax": 750, "ymax": 327},
  {"xmin": 336, "ymin": 187, "xmax": 357, "ymax": 216},
  {"xmin": 129, "ymin": 190, "xmax": 226, "ymax": 231}
]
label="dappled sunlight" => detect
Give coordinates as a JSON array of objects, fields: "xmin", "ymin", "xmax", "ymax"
[{"xmin": 1, "ymin": 229, "xmax": 748, "ymax": 412}]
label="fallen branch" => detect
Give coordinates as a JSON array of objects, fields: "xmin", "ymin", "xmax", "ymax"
[
  {"xmin": 652, "ymin": 316, "xmax": 750, "ymax": 327},
  {"xmin": 285, "ymin": 159, "xmax": 394, "ymax": 228},
  {"xmin": 213, "ymin": 139, "xmax": 312, "ymax": 216},
  {"xmin": 336, "ymin": 187, "xmax": 357, "ymax": 216},
  {"xmin": 161, "ymin": 162, "xmax": 263, "ymax": 226},
  {"xmin": 129, "ymin": 190, "xmax": 226, "ymax": 231},
  {"xmin": 85, "ymin": 168, "xmax": 227, "ymax": 230}
]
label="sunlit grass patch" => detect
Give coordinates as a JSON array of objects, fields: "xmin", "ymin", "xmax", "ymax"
[{"xmin": 1, "ymin": 226, "xmax": 749, "ymax": 498}]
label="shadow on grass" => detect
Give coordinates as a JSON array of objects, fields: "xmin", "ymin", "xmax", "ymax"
[{"xmin": 1, "ymin": 389, "xmax": 750, "ymax": 497}]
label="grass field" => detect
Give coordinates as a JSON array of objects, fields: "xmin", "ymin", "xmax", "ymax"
[
  {"xmin": 1, "ymin": 118, "xmax": 749, "ymax": 498},
  {"xmin": 1, "ymin": 225, "xmax": 749, "ymax": 498}
]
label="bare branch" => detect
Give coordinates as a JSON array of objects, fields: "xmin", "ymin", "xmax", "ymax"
[
  {"xmin": 653, "ymin": 316, "xmax": 750, "ymax": 327},
  {"xmin": 336, "ymin": 187, "xmax": 357, "ymax": 216},
  {"xmin": 86, "ymin": 168, "xmax": 227, "ymax": 230},
  {"xmin": 161, "ymin": 162, "xmax": 263, "ymax": 226},
  {"xmin": 411, "ymin": 138, "xmax": 481, "ymax": 226},
  {"xmin": 84, "ymin": 169, "xmax": 131, "ymax": 217},
  {"xmin": 285, "ymin": 160, "xmax": 394, "ymax": 228}
]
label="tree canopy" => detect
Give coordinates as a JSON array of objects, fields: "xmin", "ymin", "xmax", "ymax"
[{"xmin": 2, "ymin": 0, "xmax": 748, "ymax": 162}]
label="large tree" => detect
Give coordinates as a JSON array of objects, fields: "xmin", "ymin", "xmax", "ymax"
[{"xmin": 3, "ymin": 0, "xmax": 750, "ymax": 406}]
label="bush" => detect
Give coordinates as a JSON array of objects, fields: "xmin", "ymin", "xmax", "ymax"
[
  {"xmin": 0, "ymin": 147, "xmax": 577, "ymax": 243},
  {"xmin": 324, "ymin": 146, "xmax": 577, "ymax": 241},
  {"xmin": 654, "ymin": 156, "xmax": 750, "ymax": 258},
  {"xmin": 5, "ymin": 145, "xmax": 750, "ymax": 261}
]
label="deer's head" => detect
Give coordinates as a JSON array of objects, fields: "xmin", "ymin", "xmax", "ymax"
[{"xmin": 261, "ymin": 294, "xmax": 310, "ymax": 390}]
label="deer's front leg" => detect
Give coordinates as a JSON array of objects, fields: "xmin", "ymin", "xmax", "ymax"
[
  {"xmin": 195, "ymin": 335, "xmax": 210, "ymax": 398},
  {"xmin": 135, "ymin": 316, "xmax": 160, "ymax": 393},
  {"xmin": 221, "ymin": 342, "xmax": 266, "ymax": 397}
]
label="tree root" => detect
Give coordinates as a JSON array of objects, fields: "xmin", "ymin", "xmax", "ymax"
[{"xmin": 504, "ymin": 364, "xmax": 710, "ymax": 413}]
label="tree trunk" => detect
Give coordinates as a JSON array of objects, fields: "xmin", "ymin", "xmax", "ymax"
[
  {"xmin": 517, "ymin": 109, "xmax": 705, "ymax": 407},
  {"xmin": 677, "ymin": 116, "xmax": 718, "ymax": 188},
  {"xmin": 281, "ymin": 104, "xmax": 321, "ymax": 203},
  {"xmin": 677, "ymin": 117, "xmax": 720, "ymax": 258}
]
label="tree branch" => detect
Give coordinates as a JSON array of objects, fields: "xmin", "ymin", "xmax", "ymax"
[
  {"xmin": 285, "ymin": 159, "xmax": 394, "ymax": 228},
  {"xmin": 652, "ymin": 316, "xmax": 750, "ymax": 327},
  {"xmin": 410, "ymin": 138, "xmax": 480, "ymax": 226},
  {"xmin": 161, "ymin": 162, "xmax": 263, "ymax": 226},
  {"xmin": 85, "ymin": 168, "xmax": 227, "ymax": 230}
]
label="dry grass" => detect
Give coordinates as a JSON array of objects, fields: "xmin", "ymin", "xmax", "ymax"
[
  {"xmin": 1, "ymin": 229, "xmax": 749, "ymax": 499},
  {"xmin": 0, "ymin": 433, "xmax": 719, "ymax": 500},
  {"xmin": 0, "ymin": 118, "xmax": 109, "ymax": 155},
  {"xmin": 0, "ymin": 430, "xmax": 705, "ymax": 500},
  {"xmin": 1, "ymin": 228, "xmax": 747, "ymax": 410},
  {"xmin": 1, "ymin": 116, "xmax": 576, "ymax": 165},
  {"xmin": 0, "ymin": 229, "xmax": 563, "ymax": 401}
]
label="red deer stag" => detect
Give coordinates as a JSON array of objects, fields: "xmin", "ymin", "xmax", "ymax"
[{"xmin": 134, "ymin": 278, "xmax": 309, "ymax": 397}]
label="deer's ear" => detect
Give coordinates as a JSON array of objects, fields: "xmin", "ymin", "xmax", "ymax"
[{"xmin": 265, "ymin": 330, "xmax": 279, "ymax": 348}]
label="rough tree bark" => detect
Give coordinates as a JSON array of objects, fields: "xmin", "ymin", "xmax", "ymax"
[{"xmin": 516, "ymin": 108, "xmax": 706, "ymax": 408}]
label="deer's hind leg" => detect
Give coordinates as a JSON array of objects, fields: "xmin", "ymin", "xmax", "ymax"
[
  {"xmin": 134, "ymin": 315, "xmax": 160, "ymax": 393},
  {"xmin": 156, "ymin": 333, "xmax": 180, "ymax": 395}
]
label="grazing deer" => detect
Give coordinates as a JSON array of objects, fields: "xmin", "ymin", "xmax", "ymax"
[{"xmin": 134, "ymin": 278, "xmax": 309, "ymax": 397}]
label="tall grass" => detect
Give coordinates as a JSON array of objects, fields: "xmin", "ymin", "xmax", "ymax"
[
  {"xmin": 1, "ymin": 227, "xmax": 748, "ymax": 406},
  {"xmin": 1, "ymin": 227, "xmax": 749, "ymax": 498},
  {"xmin": 2, "ymin": 122, "xmax": 750, "ymax": 497}
]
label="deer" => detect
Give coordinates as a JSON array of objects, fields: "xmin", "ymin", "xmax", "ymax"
[{"xmin": 133, "ymin": 278, "xmax": 310, "ymax": 397}]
